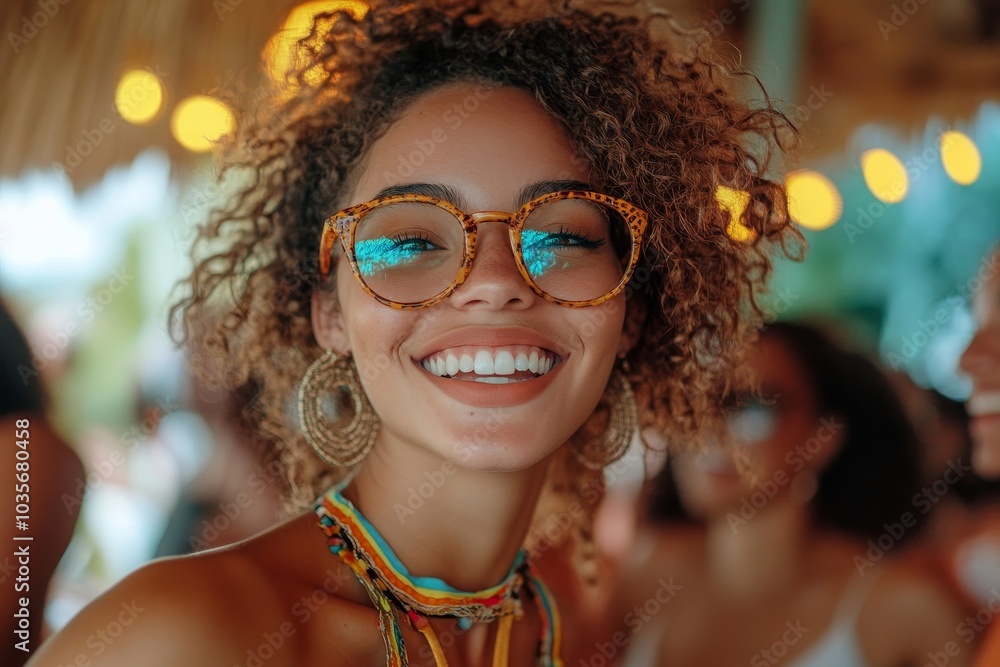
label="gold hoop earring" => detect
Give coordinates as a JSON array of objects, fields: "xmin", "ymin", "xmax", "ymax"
[
  {"xmin": 573, "ymin": 368, "xmax": 638, "ymax": 470},
  {"xmin": 297, "ymin": 349, "xmax": 379, "ymax": 467}
]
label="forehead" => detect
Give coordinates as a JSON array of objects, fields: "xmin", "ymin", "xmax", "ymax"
[
  {"xmin": 349, "ymin": 83, "xmax": 592, "ymax": 207},
  {"xmin": 754, "ymin": 334, "xmax": 811, "ymax": 393}
]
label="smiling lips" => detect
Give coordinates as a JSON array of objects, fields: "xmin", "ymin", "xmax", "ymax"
[{"xmin": 419, "ymin": 345, "xmax": 559, "ymax": 384}]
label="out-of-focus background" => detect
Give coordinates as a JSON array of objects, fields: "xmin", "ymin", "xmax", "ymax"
[{"xmin": 0, "ymin": 0, "xmax": 997, "ymax": 651}]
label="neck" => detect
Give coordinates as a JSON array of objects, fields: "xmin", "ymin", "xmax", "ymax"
[
  {"xmin": 706, "ymin": 499, "xmax": 811, "ymax": 599},
  {"xmin": 343, "ymin": 433, "xmax": 551, "ymax": 592}
]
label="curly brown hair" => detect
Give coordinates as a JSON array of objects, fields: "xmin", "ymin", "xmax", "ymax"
[{"xmin": 171, "ymin": 0, "xmax": 801, "ymax": 512}]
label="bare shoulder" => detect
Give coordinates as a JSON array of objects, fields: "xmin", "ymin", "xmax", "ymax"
[
  {"xmin": 614, "ymin": 525, "xmax": 701, "ymax": 613},
  {"xmin": 28, "ymin": 544, "xmax": 286, "ymax": 666},
  {"xmin": 29, "ymin": 512, "xmax": 381, "ymax": 667},
  {"xmin": 859, "ymin": 559, "xmax": 975, "ymax": 666},
  {"xmin": 865, "ymin": 558, "xmax": 967, "ymax": 618}
]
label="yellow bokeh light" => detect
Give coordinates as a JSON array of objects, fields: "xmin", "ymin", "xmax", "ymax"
[
  {"xmin": 171, "ymin": 96, "xmax": 235, "ymax": 153},
  {"xmin": 785, "ymin": 170, "xmax": 843, "ymax": 231},
  {"xmin": 264, "ymin": 1, "xmax": 369, "ymax": 88},
  {"xmin": 861, "ymin": 148, "xmax": 908, "ymax": 203},
  {"xmin": 115, "ymin": 69, "xmax": 164, "ymax": 125},
  {"xmin": 940, "ymin": 130, "xmax": 981, "ymax": 186},
  {"xmin": 715, "ymin": 185, "xmax": 754, "ymax": 242}
]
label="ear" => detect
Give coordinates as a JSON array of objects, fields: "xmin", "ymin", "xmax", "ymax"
[
  {"xmin": 618, "ymin": 296, "xmax": 647, "ymax": 358},
  {"xmin": 311, "ymin": 289, "xmax": 352, "ymax": 355}
]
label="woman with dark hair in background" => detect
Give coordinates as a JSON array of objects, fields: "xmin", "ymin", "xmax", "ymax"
[
  {"xmin": 610, "ymin": 322, "xmax": 972, "ymax": 667},
  {"xmin": 1, "ymin": 299, "xmax": 83, "ymax": 666}
]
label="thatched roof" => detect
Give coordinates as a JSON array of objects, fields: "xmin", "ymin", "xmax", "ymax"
[
  {"xmin": 1, "ymin": 0, "xmax": 998, "ymax": 190},
  {"xmin": 0, "ymin": 0, "xmax": 293, "ymax": 189}
]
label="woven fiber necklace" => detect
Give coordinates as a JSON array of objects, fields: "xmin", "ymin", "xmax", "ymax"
[{"xmin": 314, "ymin": 482, "xmax": 563, "ymax": 667}]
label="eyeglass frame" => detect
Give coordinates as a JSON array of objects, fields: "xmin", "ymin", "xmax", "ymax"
[{"xmin": 319, "ymin": 190, "xmax": 649, "ymax": 309}]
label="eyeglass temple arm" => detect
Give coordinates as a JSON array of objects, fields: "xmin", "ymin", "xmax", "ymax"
[{"xmin": 319, "ymin": 219, "xmax": 341, "ymax": 277}]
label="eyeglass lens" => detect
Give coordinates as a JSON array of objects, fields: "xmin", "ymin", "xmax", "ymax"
[{"xmin": 351, "ymin": 198, "xmax": 630, "ymax": 304}]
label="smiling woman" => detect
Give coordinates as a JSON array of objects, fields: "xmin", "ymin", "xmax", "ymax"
[{"xmin": 29, "ymin": 1, "xmax": 799, "ymax": 666}]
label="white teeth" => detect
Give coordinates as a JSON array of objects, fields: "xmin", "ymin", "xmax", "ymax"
[
  {"xmin": 474, "ymin": 350, "xmax": 495, "ymax": 375},
  {"xmin": 494, "ymin": 350, "xmax": 515, "ymax": 375},
  {"xmin": 420, "ymin": 346, "xmax": 558, "ymax": 380},
  {"xmin": 515, "ymin": 352, "xmax": 529, "ymax": 371},
  {"xmin": 460, "ymin": 354, "xmax": 475, "ymax": 373},
  {"xmin": 475, "ymin": 376, "xmax": 513, "ymax": 384}
]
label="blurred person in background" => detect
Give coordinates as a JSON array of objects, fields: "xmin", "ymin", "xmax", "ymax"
[
  {"xmin": 609, "ymin": 322, "xmax": 973, "ymax": 667},
  {"xmin": 1, "ymin": 299, "xmax": 84, "ymax": 666},
  {"xmin": 153, "ymin": 377, "xmax": 283, "ymax": 556},
  {"xmin": 893, "ymin": 376, "xmax": 1000, "ymax": 617},
  {"xmin": 957, "ymin": 244, "xmax": 1000, "ymax": 666}
]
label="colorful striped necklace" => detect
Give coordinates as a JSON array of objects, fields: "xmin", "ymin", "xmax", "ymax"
[{"xmin": 314, "ymin": 481, "xmax": 563, "ymax": 667}]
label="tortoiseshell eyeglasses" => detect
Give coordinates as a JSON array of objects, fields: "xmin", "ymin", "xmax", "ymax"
[{"xmin": 319, "ymin": 190, "xmax": 648, "ymax": 309}]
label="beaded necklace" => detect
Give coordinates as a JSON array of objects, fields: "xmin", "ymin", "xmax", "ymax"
[{"xmin": 314, "ymin": 483, "xmax": 563, "ymax": 666}]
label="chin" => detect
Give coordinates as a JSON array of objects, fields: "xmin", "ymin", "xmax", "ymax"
[{"xmin": 442, "ymin": 435, "xmax": 559, "ymax": 473}]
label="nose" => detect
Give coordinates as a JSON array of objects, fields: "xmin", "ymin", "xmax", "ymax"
[{"xmin": 449, "ymin": 220, "xmax": 537, "ymax": 310}]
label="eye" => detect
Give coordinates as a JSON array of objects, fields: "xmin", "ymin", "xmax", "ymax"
[
  {"xmin": 525, "ymin": 227, "xmax": 604, "ymax": 249},
  {"xmin": 390, "ymin": 233, "xmax": 442, "ymax": 251}
]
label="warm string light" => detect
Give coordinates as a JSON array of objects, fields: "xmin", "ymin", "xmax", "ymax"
[
  {"xmin": 170, "ymin": 96, "xmax": 235, "ymax": 153},
  {"xmin": 114, "ymin": 69, "xmax": 164, "ymax": 125},
  {"xmin": 940, "ymin": 130, "xmax": 981, "ymax": 185},
  {"xmin": 861, "ymin": 148, "xmax": 908, "ymax": 203},
  {"xmin": 785, "ymin": 170, "xmax": 842, "ymax": 231},
  {"xmin": 715, "ymin": 185, "xmax": 754, "ymax": 242}
]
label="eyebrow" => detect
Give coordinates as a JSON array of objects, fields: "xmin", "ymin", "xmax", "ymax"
[
  {"xmin": 370, "ymin": 179, "xmax": 597, "ymax": 212},
  {"xmin": 371, "ymin": 183, "xmax": 465, "ymax": 207},
  {"xmin": 516, "ymin": 179, "xmax": 595, "ymax": 207}
]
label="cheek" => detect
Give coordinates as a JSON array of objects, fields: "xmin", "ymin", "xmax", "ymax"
[{"xmin": 573, "ymin": 298, "xmax": 627, "ymax": 359}]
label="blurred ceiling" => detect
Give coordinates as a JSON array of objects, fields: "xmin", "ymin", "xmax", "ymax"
[
  {"xmin": 0, "ymin": 0, "xmax": 291, "ymax": 189},
  {"xmin": 1, "ymin": 0, "xmax": 998, "ymax": 190}
]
